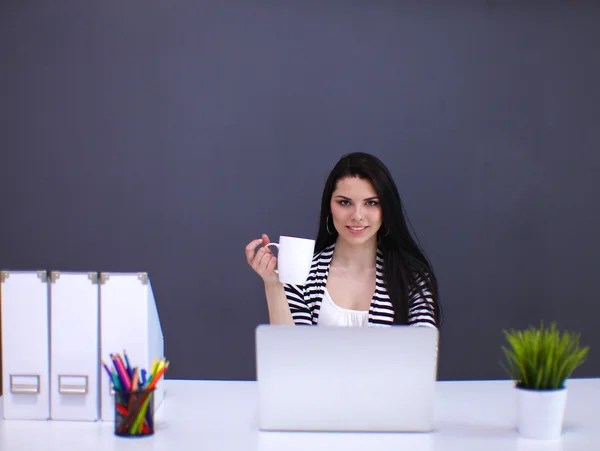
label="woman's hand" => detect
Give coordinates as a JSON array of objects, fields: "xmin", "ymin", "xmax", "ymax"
[{"xmin": 245, "ymin": 234, "xmax": 280, "ymax": 285}]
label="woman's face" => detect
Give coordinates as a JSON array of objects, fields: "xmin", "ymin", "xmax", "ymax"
[{"xmin": 330, "ymin": 176, "xmax": 382, "ymax": 246}]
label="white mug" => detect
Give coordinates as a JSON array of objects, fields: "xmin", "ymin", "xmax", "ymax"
[{"xmin": 264, "ymin": 236, "xmax": 315, "ymax": 285}]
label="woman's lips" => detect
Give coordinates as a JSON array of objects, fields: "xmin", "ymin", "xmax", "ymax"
[{"xmin": 346, "ymin": 226, "xmax": 368, "ymax": 235}]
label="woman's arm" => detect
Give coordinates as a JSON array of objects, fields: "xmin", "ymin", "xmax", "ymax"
[
  {"xmin": 264, "ymin": 281, "xmax": 295, "ymax": 325},
  {"xmin": 283, "ymin": 283, "xmax": 312, "ymax": 325}
]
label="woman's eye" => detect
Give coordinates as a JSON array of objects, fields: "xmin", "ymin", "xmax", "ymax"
[
  {"xmin": 367, "ymin": 200, "xmax": 380, "ymax": 206},
  {"xmin": 339, "ymin": 200, "xmax": 350, "ymax": 206}
]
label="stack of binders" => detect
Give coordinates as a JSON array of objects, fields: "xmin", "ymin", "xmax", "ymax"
[{"xmin": 0, "ymin": 270, "xmax": 165, "ymax": 422}]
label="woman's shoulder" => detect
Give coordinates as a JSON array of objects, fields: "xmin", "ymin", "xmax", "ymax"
[
  {"xmin": 312, "ymin": 243, "xmax": 335, "ymax": 263},
  {"xmin": 302, "ymin": 243, "xmax": 335, "ymax": 285}
]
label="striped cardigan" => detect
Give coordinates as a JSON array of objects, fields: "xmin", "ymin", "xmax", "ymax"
[{"xmin": 283, "ymin": 243, "xmax": 437, "ymax": 328}]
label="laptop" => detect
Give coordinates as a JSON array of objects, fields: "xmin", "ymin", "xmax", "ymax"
[{"xmin": 255, "ymin": 324, "xmax": 439, "ymax": 432}]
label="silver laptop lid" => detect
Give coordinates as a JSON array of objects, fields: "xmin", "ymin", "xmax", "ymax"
[{"xmin": 255, "ymin": 325, "xmax": 439, "ymax": 432}]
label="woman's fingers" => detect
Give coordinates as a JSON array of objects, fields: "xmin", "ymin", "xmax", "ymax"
[
  {"xmin": 252, "ymin": 247, "xmax": 273, "ymax": 274},
  {"xmin": 250, "ymin": 247, "xmax": 265, "ymax": 270},
  {"xmin": 245, "ymin": 238, "xmax": 264, "ymax": 264},
  {"xmin": 246, "ymin": 236, "xmax": 279, "ymax": 283},
  {"xmin": 257, "ymin": 248, "xmax": 274, "ymax": 271},
  {"xmin": 265, "ymin": 255, "xmax": 277, "ymax": 273}
]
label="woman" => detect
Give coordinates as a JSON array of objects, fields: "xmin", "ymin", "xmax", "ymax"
[{"xmin": 245, "ymin": 152, "xmax": 441, "ymax": 328}]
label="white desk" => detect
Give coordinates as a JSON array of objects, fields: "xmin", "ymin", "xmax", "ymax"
[{"xmin": 1, "ymin": 378, "xmax": 599, "ymax": 450}]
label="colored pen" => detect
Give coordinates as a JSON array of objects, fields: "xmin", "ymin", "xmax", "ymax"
[
  {"xmin": 102, "ymin": 362, "xmax": 113, "ymax": 380},
  {"xmin": 131, "ymin": 368, "xmax": 139, "ymax": 392},
  {"xmin": 123, "ymin": 350, "xmax": 134, "ymax": 378},
  {"xmin": 147, "ymin": 361, "xmax": 169, "ymax": 390},
  {"xmin": 112, "ymin": 373, "xmax": 121, "ymax": 391},
  {"xmin": 103, "ymin": 361, "xmax": 120, "ymax": 391},
  {"xmin": 102, "ymin": 352, "xmax": 169, "ymax": 395},
  {"xmin": 112, "ymin": 354, "xmax": 132, "ymax": 392}
]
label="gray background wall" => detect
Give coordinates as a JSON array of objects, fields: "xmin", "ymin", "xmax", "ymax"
[{"xmin": 1, "ymin": 1, "xmax": 599, "ymax": 386}]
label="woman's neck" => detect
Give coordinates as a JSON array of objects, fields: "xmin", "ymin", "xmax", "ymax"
[{"xmin": 331, "ymin": 237, "xmax": 378, "ymax": 271}]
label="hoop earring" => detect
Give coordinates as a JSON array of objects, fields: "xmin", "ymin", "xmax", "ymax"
[
  {"xmin": 383, "ymin": 228, "xmax": 390, "ymax": 237},
  {"xmin": 326, "ymin": 214, "xmax": 335, "ymax": 235}
]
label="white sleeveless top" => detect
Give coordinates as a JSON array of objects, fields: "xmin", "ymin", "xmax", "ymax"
[{"xmin": 317, "ymin": 288, "xmax": 370, "ymax": 327}]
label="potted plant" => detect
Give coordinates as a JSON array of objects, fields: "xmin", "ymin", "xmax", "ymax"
[{"xmin": 501, "ymin": 321, "xmax": 589, "ymax": 440}]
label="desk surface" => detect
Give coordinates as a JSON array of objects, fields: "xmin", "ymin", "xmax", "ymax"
[{"xmin": 1, "ymin": 378, "xmax": 599, "ymax": 450}]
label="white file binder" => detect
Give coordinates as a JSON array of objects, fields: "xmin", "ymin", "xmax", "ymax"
[
  {"xmin": 0, "ymin": 270, "xmax": 50, "ymax": 420},
  {"xmin": 99, "ymin": 272, "xmax": 164, "ymax": 421},
  {"xmin": 49, "ymin": 271, "xmax": 100, "ymax": 421}
]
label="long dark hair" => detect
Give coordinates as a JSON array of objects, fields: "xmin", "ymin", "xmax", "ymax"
[{"xmin": 315, "ymin": 152, "xmax": 442, "ymax": 326}]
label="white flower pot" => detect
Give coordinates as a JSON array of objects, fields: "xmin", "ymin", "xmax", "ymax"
[{"xmin": 516, "ymin": 386, "xmax": 567, "ymax": 440}]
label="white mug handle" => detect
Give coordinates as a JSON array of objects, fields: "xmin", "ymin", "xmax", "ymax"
[{"xmin": 264, "ymin": 243, "xmax": 279, "ymax": 274}]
